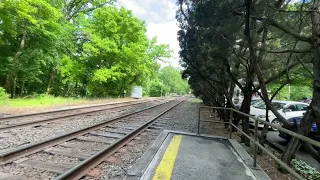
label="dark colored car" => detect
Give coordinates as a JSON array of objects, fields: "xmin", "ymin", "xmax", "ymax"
[{"xmin": 279, "ymin": 116, "xmax": 318, "ymax": 141}]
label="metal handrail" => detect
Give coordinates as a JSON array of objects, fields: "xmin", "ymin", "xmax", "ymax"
[{"xmin": 198, "ymin": 106, "xmax": 320, "ymax": 180}]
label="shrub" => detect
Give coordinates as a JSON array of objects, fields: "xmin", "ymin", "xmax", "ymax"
[
  {"xmin": 0, "ymin": 87, "xmax": 9, "ymax": 103},
  {"xmin": 291, "ymin": 159, "xmax": 320, "ymax": 180}
]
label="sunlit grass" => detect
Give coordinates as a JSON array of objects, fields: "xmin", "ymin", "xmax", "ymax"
[{"xmin": 1, "ymin": 95, "xmax": 85, "ymax": 107}]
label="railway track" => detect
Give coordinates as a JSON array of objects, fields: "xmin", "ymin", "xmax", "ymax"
[
  {"xmin": 0, "ymin": 99, "xmax": 167, "ymax": 152},
  {"xmin": 0, "ymin": 98, "xmax": 183, "ymax": 179},
  {"xmin": 0, "ymin": 98, "xmax": 162, "ymax": 131}
]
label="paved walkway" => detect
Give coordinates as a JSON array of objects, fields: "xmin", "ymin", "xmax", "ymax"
[{"xmin": 124, "ymin": 131, "xmax": 270, "ymax": 180}]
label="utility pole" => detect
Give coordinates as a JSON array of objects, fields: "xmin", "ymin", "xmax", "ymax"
[
  {"xmin": 160, "ymin": 80, "xmax": 163, "ymax": 97},
  {"xmin": 288, "ymin": 84, "xmax": 291, "ymax": 100}
]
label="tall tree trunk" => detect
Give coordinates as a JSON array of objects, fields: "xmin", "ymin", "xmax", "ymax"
[
  {"xmin": 11, "ymin": 75, "xmax": 17, "ymax": 98},
  {"xmin": 225, "ymin": 97, "xmax": 233, "ymax": 128},
  {"xmin": 63, "ymin": 81, "xmax": 69, "ymax": 97},
  {"xmin": 9, "ymin": 30, "xmax": 27, "ymax": 98},
  {"xmin": 20, "ymin": 80, "xmax": 25, "ymax": 96},
  {"xmin": 258, "ymin": 105, "xmax": 269, "ymax": 154},
  {"xmin": 74, "ymin": 82, "xmax": 78, "ymax": 96},
  {"xmin": 241, "ymin": 84, "xmax": 253, "ymax": 146},
  {"xmin": 3, "ymin": 75, "xmax": 9, "ymax": 92},
  {"xmin": 46, "ymin": 64, "xmax": 56, "ymax": 94}
]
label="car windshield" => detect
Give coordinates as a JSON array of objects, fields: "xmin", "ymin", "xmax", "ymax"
[
  {"xmin": 251, "ymin": 99, "xmax": 261, "ymax": 105},
  {"xmin": 253, "ymin": 101, "xmax": 286, "ymax": 110},
  {"xmin": 272, "ymin": 102, "xmax": 286, "ymax": 110},
  {"xmin": 253, "ymin": 101, "xmax": 266, "ymax": 109}
]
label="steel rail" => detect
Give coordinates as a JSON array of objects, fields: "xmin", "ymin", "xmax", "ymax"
[
  {"xmin": 0, "ymin": 98, "xmax": 162, "ymax": 121},
  {"xmin": 0, "ymin": 100, "xmax": 158, "ymax": 131},
  {"xmin": 55, "ymin": 100, "xmax": 183, "ymax": 180},
  {"xmin": 0, "ymin": 99, "xmax": 175, "ymax": 164}
]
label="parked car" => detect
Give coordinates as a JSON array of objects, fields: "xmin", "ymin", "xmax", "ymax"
[
  {"xmin": 251, "ymin": 98, "xmax": 262, "ymax": 105},
  {"xmin": 300, "ymin": 98, "xmax": 312, "ymax": 104},
  {"xmin": 279, "ymin": 116, "xmax": 318, "ymax": 141},
  {"xmin": 233, "ymin": 98, "xmax": 262, "ymax": 110},
  {"xmin": 249, "ymin": 100, "xmax": 309, "ymax": 130}
]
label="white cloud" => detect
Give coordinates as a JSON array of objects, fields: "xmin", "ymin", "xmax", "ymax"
[
  {"xmin": 146, "ymin": 22, "xmax": 180, "ymax": 66},
  {"xmin": 117, "ymin": 0, "xmax": 146, "ymax": 15},
  {"xmin": 117, "ymin": 0, "xmax": 181, "ymax": 67}
]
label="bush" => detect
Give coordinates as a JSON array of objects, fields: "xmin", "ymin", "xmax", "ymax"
[
  {"xmin": 291, "ymin": 159, "xmax": 320, "ymax": 180},
  {"xmin": 0, "ymin": 87, "xmax": 9, "ymax": 103}
]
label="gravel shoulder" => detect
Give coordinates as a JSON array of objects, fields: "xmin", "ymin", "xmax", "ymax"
[{"xmin": 164, "ymin": 98, "xmax": 202, "ymax": 133}]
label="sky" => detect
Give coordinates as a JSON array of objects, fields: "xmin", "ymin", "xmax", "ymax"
[{"xmin": 117, "ymin": 0, "xmax": 180, "ymax": 67}]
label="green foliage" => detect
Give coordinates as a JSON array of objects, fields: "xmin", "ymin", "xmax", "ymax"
[
  {"xmin": 149, "ymin": 81, "xmax": 170, "ymax": 97},
  {"xmin": 268, "ymin": 84, "xmax": 312, "ymax": 101},
  {"xmin": 0, "ymin": 1, "xmax": 171, "ymax": 99},
  {"xmin": 158, "ymin": 66, "xmax": 190, "ymax": 95},
  {"xmin": 0, "ymin": 87, "xmax": 9, "ymax": 103},
  {"xmin": 291, "ymin": 159, "xmax": 320, "ymax": 180},
  {"xmin": 268, "ymin": 66, "xmax": 313, "ymax": 101},
  {"xmin": 148, "ymin": 66, "xmax": 190, "ymax": 97}
]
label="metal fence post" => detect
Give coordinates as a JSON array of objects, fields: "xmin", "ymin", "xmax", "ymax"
[
  {"xmin": 197, "ymin": 107, "xmax": 201, "ymax": 135},
  {"xmin": 253, "ymin": 119, "xmax": 258, "ymax": 168},
  {"xmin": 229, "ymin": 110, "xmax": 233, "ymax": 139}
]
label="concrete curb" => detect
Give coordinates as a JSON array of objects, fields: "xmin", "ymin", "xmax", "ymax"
[
  {"xmin": 229, "ymin": 139, "xmax": 271, "ymax": 180},
  {"xmin": 123, "ymin": 131, "xmax": 170, "ymax": 180}
]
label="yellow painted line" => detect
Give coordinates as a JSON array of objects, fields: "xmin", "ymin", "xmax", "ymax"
[{"xmin": 152, "ymin": 135, "xmax": 183, "ymax": 180}]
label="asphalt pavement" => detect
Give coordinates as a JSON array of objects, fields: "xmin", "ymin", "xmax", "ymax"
[{"xmin": 266, "ymin": 131, "xmax": 320, "ymax": 170}]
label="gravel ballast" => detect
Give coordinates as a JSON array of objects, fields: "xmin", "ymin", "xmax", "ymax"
[
  {"xmin": 164, "ymin": 98, "xmax": 202, "ymax": 133},
  {"xmin": 0, "ymin": 100, "xmax": 166, "ymax": 151}
]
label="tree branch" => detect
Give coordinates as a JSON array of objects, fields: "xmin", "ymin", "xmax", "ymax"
[
  {"xmin": 295, "ymin": 56, "xmax": 314, "ymax": 78},
  {"xmin": 233, "ymin": 10, "xmax": 312, "ymax": 42},
  {"xmin": 223, "ymin": 59, "xmax": 244, "ymax": 91},
  {"xmin": 261, "ymin": 48, "xmax": 312, "ymax": 54}
]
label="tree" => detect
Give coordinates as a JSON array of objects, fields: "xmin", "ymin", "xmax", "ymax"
[
  {"xmin": 158, "ymin": 66, "xmax": 189, "ymax": 95},
  {"xmin": 176, "ymin": 0, "xmax": 320, "ymax": 166},
  {"xmin": 0, "ymin": 1, "xmax": 172, "ymax": 99},
  {"xmin": 0, "ymin": 0, "xmax": 63, "ymax": 97}
]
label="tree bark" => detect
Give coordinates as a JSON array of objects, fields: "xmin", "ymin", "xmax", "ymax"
[
  {"xmin": 3, "ymin": 75, "xmax": 9, "ymax": 92},
  {"xmin": 74, "ymin": 81, "xmax": 78, "ymax": 96},
  {"xmin": 9, "ymin": 30, "xmax": 27, "ymax": 98},
  {"xmin": 241, "ymin": 84, "xmax": 253, "ymax": 146},
  {"xmin": 11, "ymin": 75, "xmax": 17, "ymax": 98},
  {"xmin": 20, "ymin": 80, "xmax": 25, "ymax": 96},
  {"xmin": 63, "ymin": 81, "xmax": 69, "ymax": 97},
  {"xmin": 46, "ymin": 64, "xmax": 56, "ymax": 95}
]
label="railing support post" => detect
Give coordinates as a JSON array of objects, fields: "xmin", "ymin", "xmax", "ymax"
[
  {"xmin": 229, "ymin": 110, "xmax": 233, "ymax": 139},
  {"xmin": 197, "ymin": 107, "xmax": 201, "ymax": 135},
  {"xmin": 253, "ymin": 119, "xmax": 258, "ymax": 168}
]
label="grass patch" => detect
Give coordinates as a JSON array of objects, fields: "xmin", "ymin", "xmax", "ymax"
[{"xmin": 1, "ymin": 94, "xmax": 85, "ymax": 107}]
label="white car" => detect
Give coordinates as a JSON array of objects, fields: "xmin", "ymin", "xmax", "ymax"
[{"xmin": 249, "ymin": 100, "xmax": 309, "ymax": 130}]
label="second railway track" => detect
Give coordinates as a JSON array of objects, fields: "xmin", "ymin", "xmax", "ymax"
[
  {"xmin": 0, "ymin": 98, "xmax": 163, "ymax": 131},
  {"xmin": 0, "ymin": 98, "xmax": 183, "ymax": 179}
]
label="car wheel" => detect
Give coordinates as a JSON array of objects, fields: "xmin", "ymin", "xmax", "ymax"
[{"xmin": 271, "ymin": 119, "xmax": 281, "ymax": 131}]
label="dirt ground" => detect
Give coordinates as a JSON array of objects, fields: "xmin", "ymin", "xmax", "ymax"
[{"xmin": 201, "ymin": 109, "xmax": 295, "ymax": 180}]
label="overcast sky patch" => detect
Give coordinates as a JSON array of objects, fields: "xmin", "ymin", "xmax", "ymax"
[{"xmin": 118, "ymin": 0, "xmax": 180, "ymax": 67}]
